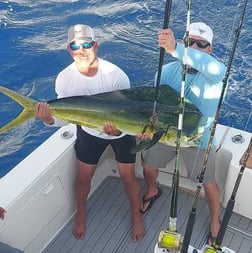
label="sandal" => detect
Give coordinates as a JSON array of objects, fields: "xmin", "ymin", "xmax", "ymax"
[
  {"xmin": 140, "ymin": 187, "xmax": 162, "ymax": 214},
  {"xmin": 207, "ymin": 232, "xmax": 216, "ymax": 246}
]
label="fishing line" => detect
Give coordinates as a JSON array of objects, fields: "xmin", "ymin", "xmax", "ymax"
[
  {"xmin": 181, "ymin": 0, "xmax": 248, "ymax": 251},
  {"xmin": 222, "ymin": 0, "xmax": 244, "ymax": 64},
  {"xmin": 245, "ymin": 108, "xmax": 252, "ymax": 131}
]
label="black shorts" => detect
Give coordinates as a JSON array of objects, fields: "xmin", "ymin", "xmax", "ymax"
[{"xmin": 74, "ymin": 126, "xmax": 136, "ymax": 164}]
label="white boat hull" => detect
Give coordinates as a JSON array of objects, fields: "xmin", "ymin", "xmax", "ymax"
[{"xmin": 0, "ymin": 124, "xmax": 251, "ymax": 252}]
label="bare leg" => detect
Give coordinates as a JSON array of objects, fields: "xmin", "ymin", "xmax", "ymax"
[
  {"xmin": 141, "ymin": 163, "xmax": 159, "ymax": 212},
  {"xmin": 73, "ymin": 160, "xmax": 96, "ymax": 240},
  {"xmin": 117, "ymin": 162, "xmax": 145, "ymax": 241},
  {"xmin": 203, "ymin": 180, "xmax": 221, "ymax": 240}
]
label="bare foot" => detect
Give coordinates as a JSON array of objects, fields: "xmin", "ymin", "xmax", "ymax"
[
  {"xmin": 73, "ymin": 212, "xmax": 86, "ymax": 240},
  {"xmin": 210, "ymin": 219, "xmax": 220, "ymax": 238},
  {"xmin": 132, "ymin": 213, "xmax": 145, "ymax": 241},
  {"xmin": 207, "ymin": 220, "xmax": 220, "ymax": 245}
]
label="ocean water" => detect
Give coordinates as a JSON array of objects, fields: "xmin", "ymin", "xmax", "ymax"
[{"xmin": 0, "ymin": 0, "xmax": 251, "ymax": 177}]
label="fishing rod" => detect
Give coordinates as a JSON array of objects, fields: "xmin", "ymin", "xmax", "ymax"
[
  {"xmin": 153, "ymin": 0, "xmax": 172, "ymax": 115},
  {"xmin": 211, "ymin": 1, "xmax": 249, "ymax": 252},
  {"xmin": 169, "ymin": 0, "xmax": 192, "ymax": 236},
  {"xmin": 181, "ymin": 0, "xmax": 248, "ymax": 252},
  {"xmin": 212, "ymin": 137, "xmax": 252, "ymax": 252},
  {"xmin": 146, "ymin": 3, "xmax": 175, "ymax": 250},
  {"xmin": 156, "ymin": 0, "xmax": 192, "ymax": 252},
  {"xmin": 139, "ymin": 0, "xmax": 173, "ymax": 161}
]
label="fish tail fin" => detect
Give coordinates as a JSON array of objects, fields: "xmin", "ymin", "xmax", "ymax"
[
  {"xmin": 0, "ymin": 110, "xmax": 35, "ymax": 133},
  {"xmin": 0, "ymin": 86, "xmax": 37, "ymax": 133}
]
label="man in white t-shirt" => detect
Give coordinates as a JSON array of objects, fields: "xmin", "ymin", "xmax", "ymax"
[{"xmin": 35, "ymin": 24, "xmax": 145, "ymax": 241}]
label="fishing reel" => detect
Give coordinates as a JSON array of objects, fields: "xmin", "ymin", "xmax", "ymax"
[
  {"xmin": 154, "ymin": 230, "xmax": 183, "ymax": 252},
  {"xmin": 154, "ymin": 241, "xmax": 198, "ymax": 253},
  {"xmin": 201, "ymin": 245, "xmax": 236, "ymax": 253}
]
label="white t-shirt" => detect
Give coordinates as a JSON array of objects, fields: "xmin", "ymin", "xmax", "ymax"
[{"xmin": 53, "ymin": 57, "xmax": 130, "ymax": 139}]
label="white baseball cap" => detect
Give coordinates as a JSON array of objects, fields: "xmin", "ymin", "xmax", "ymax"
[
  {"xmin": 188, "ymin": 22, "xmax": 213, "ymax": 44},
  {"xmin": 68, "ymin": 24, "xmax": 95, "ymax": 43}
]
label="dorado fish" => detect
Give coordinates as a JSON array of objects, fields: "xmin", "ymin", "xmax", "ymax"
[{"xmin": 0, "ymin": 85, "xmax": 203, "ymax": 151}]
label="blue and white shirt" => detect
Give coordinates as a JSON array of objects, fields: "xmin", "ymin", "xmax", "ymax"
[{"xmin": 158, "ymin": 42, "xmax": 227, "ymax": 149}]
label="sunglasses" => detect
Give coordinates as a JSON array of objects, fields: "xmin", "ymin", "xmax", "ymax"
[
  {"xmin": 69, "ymin": 41, "xmax": 95, "ymax": 51},
  {"xmin": 184, "ymin": 38, "xmax": 210, "ymax": 49}
]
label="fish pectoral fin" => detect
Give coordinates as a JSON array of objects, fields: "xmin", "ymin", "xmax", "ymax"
[
  {"xmin": 130, "ymin": 139, "xmax": 150, "ymax": 154},
  {"xmin": 131, "ymin": 129, "xmax": 164, "ymax": 154},
  {"xmin": 150, "ymin": 129, "xmax": 164, "ymax": 145}
]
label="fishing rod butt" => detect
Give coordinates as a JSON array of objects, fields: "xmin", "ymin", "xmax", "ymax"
[
  {"xmin": 181, "ymin": 210, "xmax": 196, "ymax": 253},
  {"xmin": 215, "ymin": 199, "xmax": 234, "ymax": 246}
]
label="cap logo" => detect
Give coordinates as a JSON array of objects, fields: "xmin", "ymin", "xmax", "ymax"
[
  {"xmin": 198, "ymin": 28, "xmax": 205, "ymax": 35},
  {"xmin": 74, "ymin": 27, "xmax": 83, "ymax": 35},
  {"xmin": 68, "ymin": 24, "xmax": 95, "ymax": 43}
]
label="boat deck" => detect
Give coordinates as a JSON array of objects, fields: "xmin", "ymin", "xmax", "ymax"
[{"xmin": 42, "ymin": 176, "xmax": 252, "ymax": 253}]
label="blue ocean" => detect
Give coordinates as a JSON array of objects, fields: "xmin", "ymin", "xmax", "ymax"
[{"xmin": 0, "ymin": 0, "xmax": 251, "ymax": 177}]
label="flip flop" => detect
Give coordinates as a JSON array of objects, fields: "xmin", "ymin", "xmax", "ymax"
[
  {"xmin": 206, "ymin": 232, "xmax": 216, "ymax": 246},
  {"xmin": 140, "ymin": 187, "xmax": 162, "ymax": 214}
]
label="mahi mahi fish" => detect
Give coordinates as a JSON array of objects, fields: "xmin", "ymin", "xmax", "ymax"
[{"xmin": 0, "ymin": 85, "xmax": 204, "ymax": 151}]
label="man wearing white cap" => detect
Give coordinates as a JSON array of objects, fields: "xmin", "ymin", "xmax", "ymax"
[
  {"xmin": 140, "ymin": 22, "xmax": 227, "ymax": 246},
  {"xmin": 35, "ymin": 24, "xmax": 145, "ymax": 241}
]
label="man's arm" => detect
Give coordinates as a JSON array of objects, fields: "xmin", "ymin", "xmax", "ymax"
[
  {"xmin": 158, "ymin": 28, "xmax": 227, "ymax": 83},
  {"xmin": 0, "ymin": 207, "xmax": 6, "ymax": 220},
  {"xmin": 172, "ymin": 43, "xmax": 227, "ymax": 83}
]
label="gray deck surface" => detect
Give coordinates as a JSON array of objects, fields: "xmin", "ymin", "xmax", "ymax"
[{"xmin": 43, "ymin": 176, "xmax": 252, "ymax": 253}]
